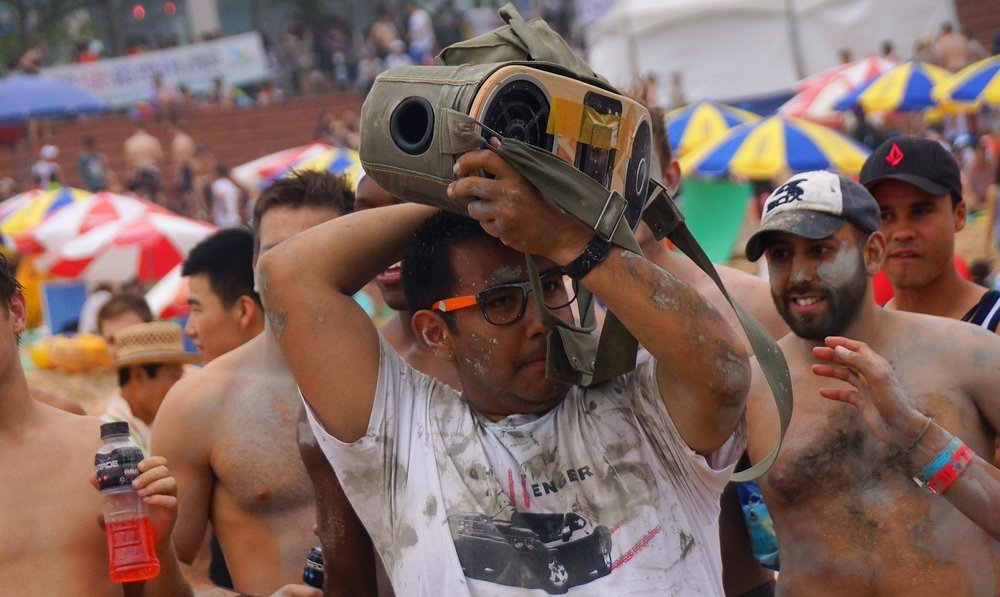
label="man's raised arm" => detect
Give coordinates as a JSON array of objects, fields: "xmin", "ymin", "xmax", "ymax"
[
  {"xmin": 256, "ymin": 203, "xmax": 438, "ymax": 442},
  {"xmin": 448, "ymin": 144, "xmax": 750, "ymax": 454}
]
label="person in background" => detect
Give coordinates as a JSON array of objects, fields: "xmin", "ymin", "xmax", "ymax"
[
  {"xmin": 209, "ymin": 163, "xmax": 244, "ymax": 229},
  {"xmin": 168, "ymin": 122, "xmax": 196, "ymax": 215},
  {"xmin": 0, "ymin": 254, "xmax": 193, "ymax": 596},
  {"xmin": 123, "ymin": 121, "xmax": 164, "ymax": 199},
  {"xmin": 97, "ymin": 293, "xmax": 155, "ymax": 360},
  {"xmin": 31, "ymin": 144, "xmax": 61, "ymax": 189},
  {"xmin": 962, "ymin": 136, "xmax": 996, "ymax": 214},
  {"xmin": 77, "ymin": 136, "xmax": 109, "ymax": 192},
  {"xmin": 179, "ymin": 228, "xmax": 263, "ymax": 364},
  {"xmin": 934, "ymin": 22, "xmax": 973, "ymax": 72},
  {"xmin": 861, "ymin": 136, "xmax": 1000, "ymax": 334},
  {"xmin": 103, "ymin": 321, "xmax": 194, "ymax": 455},
  {"xmin": 154, "ymin": 171, "xmax": 352, "ymax": 595},
  {"xmin": 77, "ymin": 282, "xmax": 114, "ymax": 335}
]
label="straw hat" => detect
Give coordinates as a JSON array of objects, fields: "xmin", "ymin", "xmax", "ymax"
[{"xmin": 112, "ymin": 321, "xmax": 196, "ymax": 368}]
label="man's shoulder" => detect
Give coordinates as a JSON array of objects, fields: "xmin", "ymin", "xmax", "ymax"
[
  {"xmin": 158, "ymin": 361, "xmax": 237, "ymax": 420},
  {"xmin": 163, "ymin": 339, "xmax": 289, "ymax": 413},
  {"xmin": 37, "ymin": 405, "xmax": 104, "ymax": 449}
]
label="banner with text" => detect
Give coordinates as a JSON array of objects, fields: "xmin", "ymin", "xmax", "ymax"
[{"xmin": 42, "ymin": 32, "xmax": 269, "ymax": 109}]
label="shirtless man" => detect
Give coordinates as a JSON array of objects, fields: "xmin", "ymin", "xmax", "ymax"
[
  {"xmin": 123, "ymin": 122, "xmax": 164, "ymax": 196},
  {"xmin": 154, "ymin": 172, "xmax": 354, "ymax": 595},
  {"xmin": 744, "ymin": 170, "xmax": 1000, "ymax": 595},
  {"xmin": 861, "ymin": 135, "xmax": 1000, "ymax": 333},
  {"xmin": 0, "ymin": 257, "xmax": 191, "ymax": 597}
]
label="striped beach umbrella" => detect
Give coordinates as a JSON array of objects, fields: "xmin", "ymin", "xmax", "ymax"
[
  {"xmin": 261, "ymin": 144, "xmax": 363, "ymax": 191},
  {"xmin": 678, "ymin": 115, "xmax": 870, "ymax": 180},
  {"xmin": 39, "ymin": 210, "xmax": 217, "ymax": 283},
  {"xmin": 782, "ymin": 55, "xmax": 900, "ymax": 122},
  {"xmin": 934, "ymin": 54, "xmax": 1000, "ymax": 106},
  {"xmin": 834, "ymin": 61, "xmax": 953, "ymax": 113},
  {"xmin": 231, "ymin": 141, "xmax": 331, "ymax": 193},
  {"xmin": 794, "ymin": 55, "xmax": 900, "ymax": 93},
  {"xmin": 665, "ymin": 102, "xmax": 760, "ymax": 158},
  {"xmin": 16, "ymin": 191, "xmax": 161, "ymax": 254},
  {"xmin": 0, "ymin": 186, "xmax": 91, "ymax": 237},
  {"xmin": 145, "ymin": 264, "xmax": 189, "ymax": 319}
]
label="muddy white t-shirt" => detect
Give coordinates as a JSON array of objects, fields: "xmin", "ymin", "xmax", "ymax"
[{"xmin": 305, "ymin": 337, "xmax": 744, "ymax": 596}]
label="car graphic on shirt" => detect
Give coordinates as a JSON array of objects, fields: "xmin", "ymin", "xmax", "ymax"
[{"xmin": 448, "ymin": 511, "xmax": 613, "ymax": 593}]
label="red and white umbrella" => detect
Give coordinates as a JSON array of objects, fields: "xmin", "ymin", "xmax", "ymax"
[
  {"xmin": 781, "ymin": 55, "xmax": 900, "ymax": 122},
  {"xmin": 16, "ymin": 191, "xmax": 163, "ymax": 254},
  {"xmin": 145, "ymin": 264, "xmax": 189, "ymax": 318},
  {"xmin": 793, "ymin": 55, "xmax": 900, "ymax": 93},
  {"xmin": 39, "ymin": 211, "xmax": 217, "ymax": 284}
]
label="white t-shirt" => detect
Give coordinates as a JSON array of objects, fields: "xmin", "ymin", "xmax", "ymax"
[
  {"xmin": 210, "ymin": 177, "xmax": 242, "ymax": 229},
  {"xmin": 31, "ymin": 159, "xmax": 61, "ymax": 187},
  {"xmin": 306, "ymin": 338, "xmax": 743, "ymax": 596}
]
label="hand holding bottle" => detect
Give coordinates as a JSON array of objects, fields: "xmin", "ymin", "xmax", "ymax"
[{"xmin": 130, "ymin": 455, "xmax": 179, "ymax": 551}]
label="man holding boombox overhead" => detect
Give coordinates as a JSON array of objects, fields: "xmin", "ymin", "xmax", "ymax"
[{"xmin": 258, "ymin": 132, "xmax": 752, "ymax": 594}]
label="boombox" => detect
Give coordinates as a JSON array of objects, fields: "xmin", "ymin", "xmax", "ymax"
[{"xmin": 359, "ymin": 63, "xmax": 653, "ymax": 229}]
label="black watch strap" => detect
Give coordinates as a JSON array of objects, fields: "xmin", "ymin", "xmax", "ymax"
[{"xmin": 563, "ymin": 235, "xmax": 613, "ymax": 280}]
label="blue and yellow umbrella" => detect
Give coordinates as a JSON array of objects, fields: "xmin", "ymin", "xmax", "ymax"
[
  {"xmin": 665, "ymin": 102, "xmax": 760, "ymax": 158},
  {"xmin": 259, "ymin": 144, "xmax": 363, "ymax": 191},
  {"xmin": 934, "ymin": 54, "xmax": 1000, "ymax": 107},
  {"xmin": 834, "ymin": 61, "xmax": 954, "ymax": 113},
  {"xmin": 0, "ymin": 186, "xmax": 91, "ymax": 237},
  {"xmin": 678, "ymin": 115, "xmax": 870, "ymax": 180}
]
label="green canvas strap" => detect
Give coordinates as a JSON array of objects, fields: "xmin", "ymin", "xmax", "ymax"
[
  {"xmin": 641, "ymin": 182, "xmax": 792, "ymax": 482},
  {"xmin": 476, "ymin": 126, "xmax": 791, "ymax": 481}
]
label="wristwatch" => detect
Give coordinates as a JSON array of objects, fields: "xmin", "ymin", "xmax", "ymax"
[{"xmin": 563, "ymin": 235, "xmax": 613, "ymax": 280}]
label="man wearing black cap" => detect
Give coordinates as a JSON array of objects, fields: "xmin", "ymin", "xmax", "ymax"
[
  {"xmin": 861, "ymin": 136, "xmax": 1000, "ymax": 333},
  {"xmin": 743, "ymin": 170, "xmax": 1000, "ymax": 594}
]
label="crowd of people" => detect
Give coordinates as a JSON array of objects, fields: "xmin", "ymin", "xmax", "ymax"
[
  {"xmin": 4, "ymin": 6, "xmax": 1000, "ymax": 597},
  {"xmin": 5, "ymin": 117, "xmax": 1000, "ymax": 596}
]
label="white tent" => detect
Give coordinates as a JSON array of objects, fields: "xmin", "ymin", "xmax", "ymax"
[{"xmin": 585, "ymin": 0, "xmax": 956, "ymax": 103}]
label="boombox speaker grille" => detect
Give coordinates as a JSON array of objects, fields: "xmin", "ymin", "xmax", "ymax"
[
  {"xmin": 623, "ymin": 119, "xmax": 651, "ymax": 229},
  {"xmin": 481, "ymin": 78, "xmax": 554, "ymax": 152}
]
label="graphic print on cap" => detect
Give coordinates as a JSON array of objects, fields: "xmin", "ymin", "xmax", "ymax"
[
  {"xmin": 885, "ymin": 143, "xmax": 904, "ymax": 167},
  {"xmin": 761, "ymin": 170, "xmax": 844, "ymax": 223}
]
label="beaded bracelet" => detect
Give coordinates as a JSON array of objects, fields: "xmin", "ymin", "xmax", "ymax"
[
  {"xmin": 926, "ymin": 444, "xmax": 974, "ymax": 494},
  {"xmin": 913, "ymin": 436, "xmax": 963, "ymax": 487}
]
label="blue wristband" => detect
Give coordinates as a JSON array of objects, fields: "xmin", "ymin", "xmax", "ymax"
[{"xmin": 915, "ymin": 436, "xmax": 963, "ymax": 485}]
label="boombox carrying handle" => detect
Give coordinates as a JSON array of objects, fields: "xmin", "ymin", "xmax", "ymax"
[{"xmin": 489, "ymin": 133, "xmax": 792, "ymax": 482}]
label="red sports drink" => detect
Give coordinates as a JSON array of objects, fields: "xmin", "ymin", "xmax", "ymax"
[
  {"xmin": 96, "ymin": 422, "xmax": 160, "ymax": 582},
  {"xmin": 105, "ymin": 517, "xmax": 160, "ymax": 582}
]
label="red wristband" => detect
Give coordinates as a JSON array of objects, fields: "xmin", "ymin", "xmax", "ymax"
[{"xmin": 926, "ymin": 444, "xmax": 973, "ymax": 494}]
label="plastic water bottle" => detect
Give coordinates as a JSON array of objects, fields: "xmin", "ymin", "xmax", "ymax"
[
  {"xmin": 95, "ymin": 421, "xmax": 160, "ymax": 583},
  {"xmin": 303, "ymin": 545, "xmax": 324, "ymax": 588}
]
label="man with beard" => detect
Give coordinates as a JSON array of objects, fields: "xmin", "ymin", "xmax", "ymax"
[{"xmin": 743, "ymin": 170, "xmax": 1000, "ymax": 595}]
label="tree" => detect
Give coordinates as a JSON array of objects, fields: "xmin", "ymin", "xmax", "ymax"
[{"xmin": 0, "ymin": 0, "xmax": 92, "ymax": 72}]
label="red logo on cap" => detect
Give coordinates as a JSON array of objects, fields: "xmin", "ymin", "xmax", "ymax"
[{"xmin": 885, "ymin": 143, "xmax": 904, "ymax": 167}]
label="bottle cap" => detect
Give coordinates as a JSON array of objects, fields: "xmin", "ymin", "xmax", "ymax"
[{"xmin": 100, "ymin": 421, "xmax": 130, "ymax": 438}]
